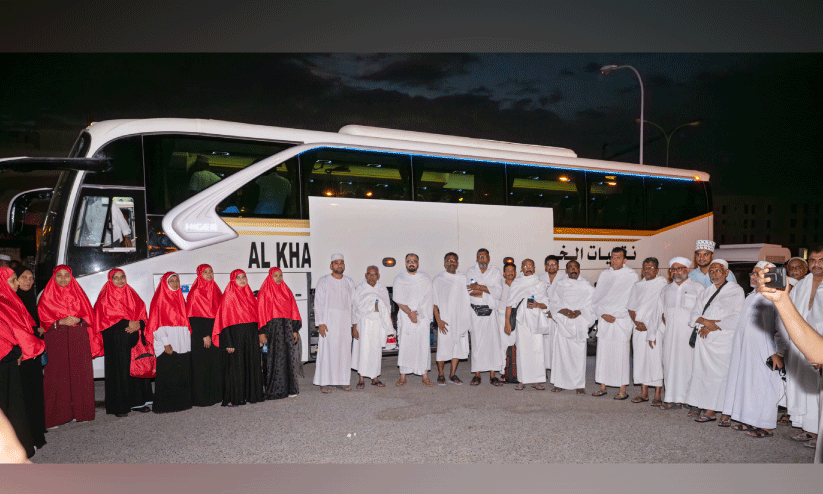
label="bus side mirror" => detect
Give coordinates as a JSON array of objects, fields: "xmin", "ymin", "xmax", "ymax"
[{"xmin": 6, "ymin": 188, "xmax": 52, "ymax": 235}]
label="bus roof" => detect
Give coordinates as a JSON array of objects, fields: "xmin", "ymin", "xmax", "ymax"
[{"xmin": 83, "ymin": 118, "xmax": 710, "ymax": 181}]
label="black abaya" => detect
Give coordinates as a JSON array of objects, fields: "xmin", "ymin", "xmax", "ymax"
[
  {"xmin": 261, "ymin": 318, "xmax": 301, "ymax": 400},
  {"xmin": 153, "ymin": 350, "xmax": 192, "ymax": 414},
  {"xmin": 189, "ymin": 317, "xmax": 222, "ymax": 406},
  {"xmin": 221, "ymin": 322, "xmax": 264, "ymax": 406},
  {"xmin": 1, "ymin": 347, "xmax": 35, "ymax": 458},
  {"xmin": 102, "ymin": 319, "xmax": 153, "ymax": 415}
]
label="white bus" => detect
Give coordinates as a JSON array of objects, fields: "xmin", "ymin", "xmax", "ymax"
[{"xmin": 3, "ymin": 118, "xmax": 712, "ymax": 371}]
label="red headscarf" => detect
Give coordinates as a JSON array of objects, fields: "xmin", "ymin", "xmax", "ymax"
[
  {"xmin": 186, "ymin": 264, "xmax": 222, "ymax": 318},
  {"xmin": 212, "ymin": 269, "xmax": 258, "ymax": 347},
  {"xmin": 257, "ymin": 267, "xmax": 301, "ymax": 328},
  {"xmin": 94, "ymin": 269, "xmax": 148, "ymax": 332},
  {"xmin": 147, "ymin": 272, "xmax": 190, "ymax": 344},
  {"xmin": 0, "ymin": 267, "xmax": 45, "ymax": 360},
  {"xmin": 37, "ymin": 264, "xmax": 103, "ymax": 357}
]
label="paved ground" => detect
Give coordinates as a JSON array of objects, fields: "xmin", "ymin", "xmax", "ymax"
[{"xmin": 31, "ymin": 356, "xmax": 815, "ymax": 463}]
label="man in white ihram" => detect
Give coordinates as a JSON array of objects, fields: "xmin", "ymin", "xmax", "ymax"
[
  {"xmin": 627, "ymin": 257, "xmax": 668, "ymax": 406},
  {"xmin": 313, "ymin": 253, "xmax": 356, "ymax": 394},
  {"xmin": 722, "ymin": 261, "xmax": 788, "ymax": 437},
  {"xmin": 685, "ymin": 259, "xmax": 744, "ymax": 424},
  {"xmin": 433, "ymin": 252, "xmax": 471, "ymax": 386},
  {"xmin": 658, "ymin": 257, "xmax": 704, "ymax": 410},
  {"xmin": 394, "ymin": 254, "xmax": 435, "ymax": 387},
  {"xmin": 592, "ymin": 247, "xmax": 638, "ymax": 400},
  {"xmin": 498, "ymin": 263, "xmax": 518, "ymax": 383},
  {"xmin": 781, "ymin": 246, "xmax": 823, "ymax": 449},
  {"xmin": 549, "ymin": 260, "xmax": 594, "ymax": 394},
  {"xmin": 504, "ymin": 259, "xmax": 550, "ymax": 390},
  {"xmin": 351, "ymin": 265, "xmax": 392, "ymax": 389},
  {"xmin": 466, "ymin": 248, "xmax": 504, "ymax": 386},
  {"xmin": 539, "ymin": 255, "xmax": 566, "ymax": 377}
]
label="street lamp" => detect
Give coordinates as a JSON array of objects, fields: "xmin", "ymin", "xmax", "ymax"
[
  {"xmin": 636, "ymin": 119, "xmax": 701, "ymax": 167},
  {"xmin": 601, "ymin": 64, "xmax": 645, "ymax": 165}
]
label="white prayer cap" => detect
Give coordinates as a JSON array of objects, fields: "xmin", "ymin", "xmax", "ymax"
[
  {"xmin": 788, "ymin": 256, "xmax": 808, "ymax": 266},
  {"xmin": 695, "ymin": 239, "xmax": 715, "ymax": 252},
  {"xmin": 754, "ymin": 261, "xmax": 770, "ymax": 270},
  {"xmin": 0, "ymin": 254, "xmax": 10, "ymax": 261},
  {"xmin": 330, "ymin": 253, "xmax": 345, "ymax": 261},
  {"xmin": 709, "ymin": 259, "xmax": 728, "ymax": 270},
  {"xmin": 669, "ymin": 257, "xmax": 692, "ymax": 269}
]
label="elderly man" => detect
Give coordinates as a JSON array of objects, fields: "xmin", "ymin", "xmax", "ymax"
[
  {"xmin": 394, "ymin": 254, "xmax": 435, "ymax": 387},
  {"xmin": 351, "ymin": 266, "xmax": 392, "ymax": 389},
  {"xmin": 432, "ymin": 253, "xmax": 471, "ymax": 386},
  {"xmin": 540, "ymin": 255, "xmax": 566, "ymax": 374},
  {"xmin": 685, "ymin": 259, "xmax": 745, "ymax": 424},
  {"xmin": 592, "ymin": 247, "xmax": 639, "ymax": 399},
  {"xmin": 689, "ymin": 240, "xmax": 736, "ymax": 288},
  {"xmin": 722, "ymin": 261, "xmax": 788, "ymax": 437},
  {"xmin": 787, "ymin": 257, "xmax": 809, "ymax": 286},
  {"xmin": 782, "ymin": 246, "xmax": 823, "ymax": 449},
  {"xmin": 466, "ymin": 248, "xmax": 504, "ymax": 386},
  {"xmin": 658, "ymin": 257, "xmax": 705, "ymax": 409},
  {"xmin": 504, "ymin": 259, "xmax": 550, "ymax": 390},
  {"xmin": 549, "ymin": 260, "xmax": 594, "ymax": 394},
  {"xmin": 313, "ymin": 253, "xmax": 356, "ymax": 394},
  {"xmin": 498, "ymin": 262, "xmax": 518, "ymax": 383},
  {"xmin": 627, "ymin": 257, "xmax": 668, "ymax": 406}
]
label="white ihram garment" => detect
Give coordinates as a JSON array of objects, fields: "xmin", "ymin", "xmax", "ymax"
[
  {"xmin": 432, "ymin": 270, "xmax": 471, "ymax": 361},
  {"xmin": 507, "ymin": 273, "xmax": 550, "ymax": 384},
  {"xmin": 660, "ymin": 278, "xmax": 704, "ymax": 404},
  {"xmin": 466, "ymin": 265, "xmax": 503, "ymax": 373},
  {"xmin": 627, "ymin": 276, "xmax": 668, "ymax": 387},
  {"xmin": 592, "ymin": 266, "xmax": 638, "ymax": 387},
  {"xmin": 394, "ymin": 270, "xmax": 433, "ymax": 376},
  {"xmin": 497, "ymin": 281, "xmax": 515, "ymax": 373},
  {"xmin": 549, "ymin": 276, "xmax": 595, "ymax": 390},
  {"xmin": 313, "ymin": 274, "xmax": 355, "ymax": 387},
  {"xmin": 351, "ymin": 280, "xmax": 392, "ymax": 379},
  {"xmin": 539, "ymin": 272, "xmax": 567, "ymax": 370}
]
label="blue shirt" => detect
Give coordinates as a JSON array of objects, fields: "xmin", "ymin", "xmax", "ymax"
[{"xmin": 688, "ymin": 267, "xmax": 736, "ymax": 288}]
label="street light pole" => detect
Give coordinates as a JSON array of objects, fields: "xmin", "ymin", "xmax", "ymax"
[
  {"xmin": 636, "ymin": 119, "xmax": 701, "ymax": 166},
  {"xmin": 600, "ymin": 64, "xmax": 644, "ymax": 165}
]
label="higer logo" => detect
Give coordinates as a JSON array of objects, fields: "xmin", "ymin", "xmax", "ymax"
[{"xmin": 184, "ymin": 223, "xmax": 218, "ymax": 232}]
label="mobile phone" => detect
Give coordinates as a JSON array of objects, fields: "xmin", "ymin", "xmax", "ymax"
[
  {"xmin": 765, "ymin": 356, "xmax": 786, "ymax": 376},
  {"xmin": 764, "ymin": 266, "xmax": 787, "ymax": 290},
  {"xmin": 527, "ymin": 297, "xmax": 535, "ymax": 305}
]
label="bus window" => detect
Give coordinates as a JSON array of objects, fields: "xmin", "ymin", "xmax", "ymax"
[
  {"xmin": 73, "ymin": 196, "xmax": 136, "ymax": 248},
  {"xmin": 218, "ymin": 157, "xmax": 300, "ymax": 218},
  {"xmin": 506, "ymin": 165, "xmax": 585, "ymax": 227},
  {"xmin": 645, "ymin": 178, "xmax": 709, "ymax": 230},
  {"xmin": 412, "ymin": 156, "xmax": 505, "ymax": 205},
  {"xmin": 143, "ymin": 135, "xmax": 295, "ymax": 215},
  {"xmin": 586, "ymin": 172, "xmax": 644, "ymax": 230},
  {"xmin": 83, "ymin": 136, "xmax": 144, "ymax": 187},
  {"xmin": 301, "ymin": 148, "xmax": 412, "ymax": 202}
]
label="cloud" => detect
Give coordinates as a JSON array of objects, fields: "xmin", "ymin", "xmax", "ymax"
[{"xmin": 360, "ymin": 54, "xmax": 479, "ymax": 85}]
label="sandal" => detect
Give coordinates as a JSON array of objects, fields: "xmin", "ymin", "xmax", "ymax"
[
  {"xmin": 746, "ymin": 428, "xmax": 773, "ymax": 438},
  {"xmin": 613, "ymin": 393, "xmax": 629, "ymax": 400},
  {"xmin": 450, "ymin": 375, "xmax": 464, "ymax": 385},
  {"xmin": 371, "ymin": 380, "xmax": 386, "ymax": 387},
  {"xmin": 576, "ymin": 389, "xmax": 586, "ymax": 395},
  {"xmin": 792, "ymin": 432, "xmax": 815, "ymax": 442},
  {"xmin": 777, "ymin": 413, "xmax": 791, "ymax": 426},
  {"xmin": 490, "ymin": 377, "xmax": 504, "ymax": 387},
  {"xmin": 687, "ymin": 406, "xmax": 701, "ymax": 417},
  {"xmin": 514, "ymin": 383, "xmax": 526, "ymax": 390},
  {"xmin": 470, "ymin": 375, "xmax": 481, "ymax": 386},
  {"xmin": 592, "ymin": 389, "xmax": 607, "ymax": 397},
  {"xmin": 395, "ymin": 379, "xmax": 407, "ymax": 387},
  {"xmin": 657, "ymin": 402, "xmax": 681, "ymax": 410},
  {"xmin": 422, "ymin": 378, "xmax": 435, "ymax": 386},
  {"xmin": 338, "ymin": 385, "xmax": 352, "ymax": 391},
  {"xmin": 631, "ymin": 396, "xmax": 649, "ymax": 403},
  {"xmin": 531, "ymin": 384, "xmax": 546, "ymax": 390},
  {"xmin": 732, "ymin": 423, "xmax": 757, "ymax": 432},
  {"xmin": 356, "ymin": 382, "xmax": 365, "ymax": 390},
  {"xmin": 718, "ymin": 417, "xmax": 732, "ymax": 427},
  {"xmin": 437, "ymin": 375, "xmax": 447, "ymax": 386},
  {"xmin": 551, "ymin": 387, "xmax": 564, "ymax": 393},
  {"xmin": 804, "ymin": 439, "xmax": 817, "ymax": 449},
  {"xmin": 650, "ymin": 399, "xmax": 663, "ymax": 407},
  {"xmin": 695, "ymin": 414, "xmax": 717, "ymax": 423},
  {"xmin": 320, "ymin": 387, "xmax": 332, "ymax": 394}
]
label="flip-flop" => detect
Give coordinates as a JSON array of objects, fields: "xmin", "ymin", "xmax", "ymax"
[
  {"xmin": 803, "ymin": 440, "xmax": 817, "ymax": 449},
  {"xmin": 514, "ymin": 384, "xmax": 526, "ymax": 390},
  {"xmin": 695, "ymin": 415, "xmax": 717, "ymax": 423},
  {"xmin": 422, "ymin": 379, "xmax": 435, "ymax": 386},
  {"xmin": 531, "ymin": 384, "xmax": 546, "ymax": 390},
  {"xmin": 338, "ymin": 385, "xmax": 352, "ymax": 391},
  {"xmin": 657, "ymin": 402, "xmax": 682, "ymax": 410},
  {"xmin": 320, "ymin": 387, "xmax": 332, "ymax": 394},
  {"xmin": 718, "ymin": 417, "xmax": 732, "ymax": 427},
  {"xmin": 576, "ymin": 389, "xmax": 586, "ymax": 395},
  {"xmin": 746, "ymin": 428, "xmax": 773, "ymax": 438},
  {"xmin": 613, "ymin": 393, "xmax": 629, "ymax": 400},
  {"xmin": 371, "ymin": 380, "xmax": 386, "ymax": 387},
  {"xmin": 792, "ymin": 432, "xmax": 815, "ymax": 441},
  {"xmin": 490, "ymin": 377, "xmax": 504, "ymax": 387},
  {"xmin": 592, "ymin": 389, "xmax": 607, "ymax": 397},
  {"xmin": 650, "ymin": 399, "xmax": 663, "ymax": 407},
  {"xmin": 395, "ymin": 379, "xmax": 406, "ymax": 387},
  {"xmin": 355, "ymin": 382, "xmax": 365, "ymax": 389},
  {"xmin": 631, "ymin": 396, "xmax": 649, "ymax": 403},
  {"xmin": 551, "ymin": 387, "xmax": 564, "ymax": 393},
  {"xmin": 732, "ymin": 423, "xmax": 757, "ymax": 432}
]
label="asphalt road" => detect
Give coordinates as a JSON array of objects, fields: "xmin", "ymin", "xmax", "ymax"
[{"xmin": 31, "ymin": 356, "xmax": 815, "ymax": 463}]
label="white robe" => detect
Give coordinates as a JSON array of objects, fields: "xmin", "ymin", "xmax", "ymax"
[
  {"xmin": 540, "ymin": 272, "xmax": 567, "ymax": 370},
  {"xmin": 660, "ymin": 278, "xmax": 704, "ymax": 403},
  {"xmin": 351, "ymin": 280, "xmax": 392, "ymax": 379},
  {"xmin": 466, "ymin": 265, "xmax": 503, "ymax": 373},
  {"xmin": 592, "ymin": 266, "xmax": 638, "ymax": 387},
  {"xmin": 627, "ymin": 276, "xmax": 668, "ymax": 387},
  {"xmin": 781, "ymin": 275, "xmax": 823, "ymax": 434},
  {"xmin": 507, "ymin": 273, "xmax": 550, "ymax": 384},
  {"xmin": 394, "ymin": 270, "xmax": 433, "ymax": 375},
  {"xmin": 497, "ymin": 280, "xmax": 516, "ymax": 373},
  {"xmin": 685, "ymin": 281, "xmax": 745, "ymax": 411},
  {"xmin": 722, "ymin": 292, "xmax": 787, "ymax": 429},
  {"xmin": 549, "ymin": 276, "xmax": 595, "ymax": 390},
  {"xmin": 313, "ymin": 274, "xmax": 355, "ymax": 386},
  {"xmin": 432, "ymin": 270, "xmax": 472, "ymax": 361}
]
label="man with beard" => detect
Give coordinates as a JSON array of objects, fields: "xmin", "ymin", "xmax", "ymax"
[
  {"xmin": 313, "ymin": 254, "xmax": 356, "ymax": 393},
  {"xmin": 627, "ymin": 258, "xmax": 668, "ymax": 406},
  {"xmin": 498, "ymin": 262, "xmax": 518, "ymax": 383},
  {"xmin": 394, "ymin": 254, "xmax": 435, "ymax": 386},
  {"xmin": 686, "ymin": 259, "xmax": 745, "ymax": 424},
  {"xmin": 504, "ymin": 259, "xmax": 550, "ymax": 390},
  {"xmin": 592, "ymin": 247, "xmax": 639, "ymax": 399},
  {"xmin": 689, "ymin": 240, "xmax": 736, "ymax": 288},
  {"xmin": 722, "ymin": 261, "xmax": 788, "ymax": 436},
  {"xmin": 780, "ymin": 246, "xmax": 823, "ymax": 449},
  {"xmin": 539, "ymin": 255, "xmax": 566, "ymax": 375},
  {"xmin": 549, "ymin": 260, "xmax": 594, "ymax": 394},
  {"xmin": 351, "ymin": 266, "xmax": 392, "ymax": 389},
  {"xmin": 658, "ymin": 257, "xmax": 705, "ymax": 410},
  {"xmin": 466, "ymin": 249, "xmax": 504, "ymax": 386},
  {"xmin": 432, "ymin": 253, "xmax": 472, "ymax": 386}
]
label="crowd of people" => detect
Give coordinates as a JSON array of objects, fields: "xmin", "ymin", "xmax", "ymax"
[{"xmin": 1, "ymin": 240, "xmax": 821, "ymax": 463}]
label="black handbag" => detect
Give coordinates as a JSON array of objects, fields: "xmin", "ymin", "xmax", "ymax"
[
  {"xmin": 471, "ymin": 304, "xmax": 493, "ymax": 317},
  {"xmin": 689, "ymin": 281, "xmax": 727, "ymax": 348},
  {"xmin": 509, "ymin": 299, "xmax": 524, "ymax": 330}
]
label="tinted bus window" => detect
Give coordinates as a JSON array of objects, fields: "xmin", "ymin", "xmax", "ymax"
[
  {"xmin": 143, "ymin": 135, "xmax": 295, "ymax": 215},
  {"xmin": 645, "ymin": 178, "xmax": 708, "ymax": 230},
  {"xmin": 84, "ymin": 136, "xmax": 144, "ymax": 186},
  {"xmin": 218, "ymin": 157, "xmax": 300, "ymax": 218},
  {"xmin": 587, "ymin": 172, "xmax": 644, "ymax": 230},
  {"xmin": 506, "ymin": 164, "xmax": 585, "ymax": 227},
  {"xmin": 412, "ymin": 156, "xmax": 505, "ymax": 205},
  {"xmin": 301, "ymin": 148, "xmax": 412, "ymax": 201}
]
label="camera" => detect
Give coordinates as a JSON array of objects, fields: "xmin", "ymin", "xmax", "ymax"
[{"xmin": 764, "ymin": 266, "xmax": 787, "ymax": 290}]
